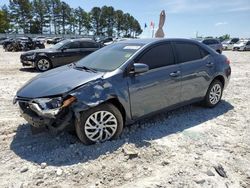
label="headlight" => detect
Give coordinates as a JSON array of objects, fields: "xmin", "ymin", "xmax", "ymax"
[
  {"xmin": 33, "ymin": 97, "xmax": 63, "ymax": 110},
  {"xmin": 28, "ymin": 96, "xmax": 76, "ymax": 118},
  {"xmin": 26, "ymin": 53, "xmax": 36, "ymax": 59}
]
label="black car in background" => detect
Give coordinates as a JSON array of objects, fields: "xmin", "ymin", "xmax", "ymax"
[
  {"xmin": 47, "ymin": 37, "xmax": 64, "ymax": 44},
  {"xmin": 2, "ymin": 37, "xmax": 45, "ymax": 52},
  {"xmin": 20, "ymin": 39, "xmax": 101, "ymax": 71},
  {"xmin": 0, "ymin": 37, "xmax": 9, "ymax": 45}
]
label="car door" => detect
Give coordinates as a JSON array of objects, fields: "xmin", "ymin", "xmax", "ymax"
[
  {"xmin": 173, "ymin": 41, "xmax": 215, "ymax": 102},
  {"xmin": 78, "ymin": 41, "xmax": 100, "ymax": 60},
  {"xmin": 246, "ymin": 41, "xmax": 250, "ymax": 50},
  {"xmin": 54, "ymin": 41, "xmax": 81, "ymax": 66},
  {"xmin": 127, "ymin": 42, "xmax": 181, "ymax": 119}
]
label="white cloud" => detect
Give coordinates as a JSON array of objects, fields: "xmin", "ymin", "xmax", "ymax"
[{"xmin": 215, "ymin": 22, "xmax": 228, "ymax": 26}]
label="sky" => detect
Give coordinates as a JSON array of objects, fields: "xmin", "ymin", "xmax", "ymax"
[{"xmin": 1, "ymin": 0, "xmax": 250, "ymax": 38}]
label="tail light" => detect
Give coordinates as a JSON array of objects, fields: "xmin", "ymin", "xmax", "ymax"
[{"xmin": 226, "ymin": 58, "xmax": 230, "ymax": 64}]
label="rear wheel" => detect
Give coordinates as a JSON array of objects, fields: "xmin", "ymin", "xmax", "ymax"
[
  {"xmin": 216, "ymin": 50, "xmax": 222, "ymax": 54},
  {"xmin": 75, "ymin": 103, "xmax": 123, "ymax": 145},
  {"xmin": 35, "ymin": 57, "xmax": 52, "ymax": 72},
  {"xmin": 203, "ymin": 80, "xmax": 223, "ymax": 107}
]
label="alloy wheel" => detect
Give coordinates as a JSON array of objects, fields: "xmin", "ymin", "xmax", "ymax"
[
  {"xmin": 37, "ymin": 59, "xmax": 50, "ymax": 71},
  {"xmin": 84, "ymin": 111, "xmax": 118, "ymax": 142},
  {"xmin": 209, "ymin": 83, "xmax": 222, "ymax": 105}
]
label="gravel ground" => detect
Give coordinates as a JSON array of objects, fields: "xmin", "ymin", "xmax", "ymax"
[{"xmin": 0, "ymin": 46, "xmax": 249, "ymax": 188}]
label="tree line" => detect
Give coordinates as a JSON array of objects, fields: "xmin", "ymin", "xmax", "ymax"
[{"xmin": 0, "ymin": 0, "xmax": 143, "ymax": 37}]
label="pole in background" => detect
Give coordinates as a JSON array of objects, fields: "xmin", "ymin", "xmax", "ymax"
[{"xmin": 150, "ymin": 21, "xmax": 155, "ymax": 38}]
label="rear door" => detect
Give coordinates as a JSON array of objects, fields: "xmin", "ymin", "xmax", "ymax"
[
  {"xmin": 173, "ymin": 41, "xmax": 214, "ymax": 102},
  {"xmin": 56, "ymin": 41, "xmax": 81, "ymax": 66},
  {"xmin": 128, "ymin": 42, "xmax": 182, "ymax": 118}
]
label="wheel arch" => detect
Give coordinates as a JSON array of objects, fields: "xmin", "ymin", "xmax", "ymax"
[
  {"xmin": 105, "ymin": 98, "xmax": 126, "ymax": 124},
  {"xmin": 212, "ymin": 75, "xmax": 225, "ymax": 88},
  {"xmin": 35, "ymin": 55, "xmax": 53, "ymax": 67}
]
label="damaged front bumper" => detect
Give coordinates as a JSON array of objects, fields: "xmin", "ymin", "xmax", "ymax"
[{"xmin": 14, "ymin": 96, "xmax": 76, "ymax": 131}]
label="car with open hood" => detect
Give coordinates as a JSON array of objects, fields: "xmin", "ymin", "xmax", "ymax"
[{"xmin": 14, "ymin": 38, "xmax": 231, "ymax": 145}]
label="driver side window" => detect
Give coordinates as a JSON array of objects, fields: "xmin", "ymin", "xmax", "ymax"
[{"xmin": 136, "ymin": 43, "xmax": 175, "ymax": 69}]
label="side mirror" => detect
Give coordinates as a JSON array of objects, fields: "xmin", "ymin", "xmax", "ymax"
[{"xmin": 131, "ymin": 63, "xmax": 149, "ymax": 74}]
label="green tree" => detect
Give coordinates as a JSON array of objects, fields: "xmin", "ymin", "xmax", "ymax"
[
  {"xmin": 9, "ymin": 0, "xmax": 32, "ymax": 33},
  {"xmin": 75, "ymin": 7, "xmax": 91, "ymax": 35},
  {"xmin": 114, "ymin": 10, "xmax": 124, "ymax": 37},
  {"xmin": 90, "ymin": 7, "xmax": 102, "ymax": 35},
  {"xmin": 32, "ymin": 0, "xmax": 50, "ymax": 34},
  {"xmin": 219, "ymin": 34, "xmax": 230, "ymax": 41},
  {"xmin": 0, "ymin": 5, "xmax": 11, "ymax": 33},
  {"xmin": 101, "ymin": 6, "xmax": 115, "ymax": 36}
]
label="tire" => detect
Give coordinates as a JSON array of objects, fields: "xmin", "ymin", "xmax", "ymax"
[
  {"xmin": 203, "ymin": 80, "xmax": 223, "ymax": 108},
  {"xmin": 35, "ymin": 57, "xmax": 52, "ymax": 72},
  {"xmin": 75, "ymin": 103, "xmax": 123, "ymax": 145},
  {"xmin": 216, "ymin": 50, "xmax": 222, "ymax": 54}
]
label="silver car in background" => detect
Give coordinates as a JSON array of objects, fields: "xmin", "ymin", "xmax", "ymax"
[{"xmin": 195, "ymin": 38, "xmax": 223, "ymax": 54}]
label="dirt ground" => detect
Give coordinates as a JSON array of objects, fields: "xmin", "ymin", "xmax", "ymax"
[{"xmin": 0, "ymin": 46, "xmax": 249, "ymax": 188}]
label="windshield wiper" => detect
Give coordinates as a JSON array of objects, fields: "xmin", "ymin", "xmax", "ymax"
[{"xmin": 74, "ymin": 64, "xmax": 97, "ymax": 73}]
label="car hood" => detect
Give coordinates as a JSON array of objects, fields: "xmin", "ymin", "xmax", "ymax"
[
  {"xmin": 22, "ymin": 48, "xmax": 57, "ymax": 55},
  {"xmin": 17, "ymin": 65, "xmax": 105, "ymax": 98}
]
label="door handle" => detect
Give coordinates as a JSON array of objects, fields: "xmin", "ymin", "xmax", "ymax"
[
  {"xmin": 170, "ymin": 71, "xmax": 181, "ymax": 77},
  {"xmin": 206, "ymin": 62, "xmax": 214, "ymax": 67}
]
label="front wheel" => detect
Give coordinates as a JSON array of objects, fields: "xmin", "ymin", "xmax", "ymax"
[
  {"xmin": 35, "ymin": 57, "xmax": 52, "ymax": 72},
  {"xmin": 75, "ymin": 103, "xmax": 123, "ymax": 145},
  {"xmin": 203, "ymin": 80, "xmax": 223, "ymax": 107}
]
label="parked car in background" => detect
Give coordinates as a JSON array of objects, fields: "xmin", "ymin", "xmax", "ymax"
[
  {"xmin": 47, "ymin": 37, "xmax": 64, "ymax": 44},
  {"xmin": 200, "ymin": 38, "xmax": 223, "ymax": 54},
  {"xmin": 33, "ymin": 36, "xmax": 46, "ymax": 44},
  {"xmin": 0, "ymin": 37, "xmax": 9, "ymax": 45},
  {"xmin": 2, "ymin": 38, "xmax": 14, "ymax": 50},
  {"xmin": 3, "ymin": 37, "xmax": 45, "ymax": 52},
  {"xmin": 14, "ymin": 38, "xmax": 231, "ymax": 144},
  {"xmin": 99, "ymin": 37, "xmax": 114, "ymax": 46},
  {"xmin": 20, "ymin": 39, "xmax": 101, "ymax": 71},
  {"xmin": 222, "ymin": 38, "xmax": 240, "ymax": 50},
  {"xmin": 233, "ymin": 40, "xmax": 250, "ymax": 51}
]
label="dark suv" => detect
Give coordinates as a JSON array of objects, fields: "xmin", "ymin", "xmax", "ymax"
[
  {"xmin": 14, "ymin": 38, "xmax": 231, "ymax": 144},
  {"xmin": 20, "ymin": 39, "xmax": 101, "ymax": 71}
]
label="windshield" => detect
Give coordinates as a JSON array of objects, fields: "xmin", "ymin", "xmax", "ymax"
[
  {"xmin": 50, "ymin": 40, "xmax": 69, "ymax": 49},
  {"xmin": 75, "ymin": 43, "xmax": 143, "ymax": 72}
]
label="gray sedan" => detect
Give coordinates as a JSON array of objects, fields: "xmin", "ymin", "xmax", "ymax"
[{"xmin": 14, "ymin": 38, "xmax": 231, "ymax": 144}]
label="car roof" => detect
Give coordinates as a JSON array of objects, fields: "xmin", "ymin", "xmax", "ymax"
[
  {"xmin": 117, "ymin": 38, "xmax": 204, "ymax": 46},
  {"xmin": 65, "ymin": 38, "xmax": 96, "ymax": 43}
]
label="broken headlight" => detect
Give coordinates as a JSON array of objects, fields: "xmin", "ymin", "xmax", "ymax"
[
  {"xmin": 33, "ymin": 97, "xmax": 63, "ymax": 110},
  {"xmin": 29, "ymin": 96, "xmax": 76, "ymax": 118}
]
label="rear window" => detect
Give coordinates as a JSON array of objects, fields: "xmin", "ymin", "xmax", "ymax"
[
  {"xmin": 80, "ymin": 41, "xmax": 99, "ymax": 48},
  {"xmin": 175, "ymin": 42, "xmax": 203, "ymax": 63}
]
